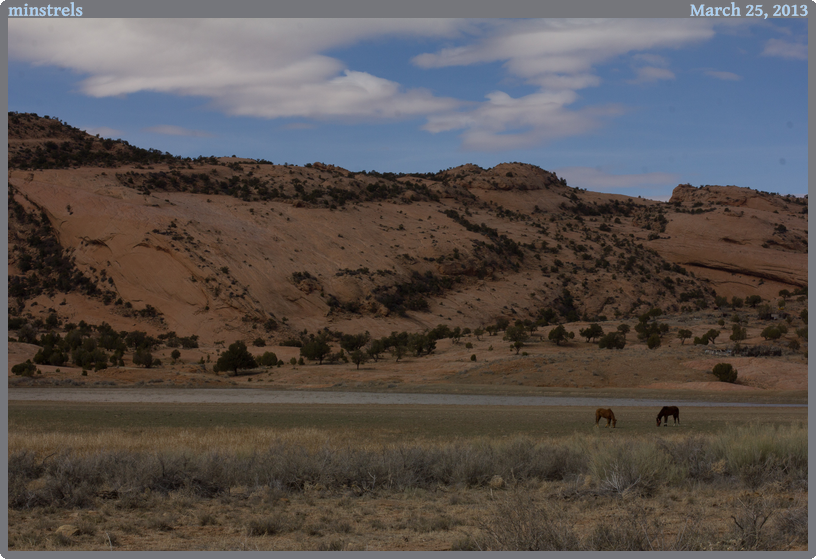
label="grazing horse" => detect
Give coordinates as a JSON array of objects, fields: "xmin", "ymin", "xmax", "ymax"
[
  {"xmin": 656, "ymin": 406, "xmax": 680, "ymax": 427},
  {"xmin": 595, "ymin": 408, "xmax": 617, "ymax": 428}
]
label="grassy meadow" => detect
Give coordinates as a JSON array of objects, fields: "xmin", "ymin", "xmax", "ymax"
[{"xmin": 8, "ymin": 401, "xmax": 808, "ymax": 551}]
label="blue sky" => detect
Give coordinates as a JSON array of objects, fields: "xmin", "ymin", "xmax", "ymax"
[{"xmin": 8, "ymin": 18, "xmax": 807, "ymax": 200}]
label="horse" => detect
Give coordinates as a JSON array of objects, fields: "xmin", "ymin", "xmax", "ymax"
[
  {"xmin": 595, "ymin": 408, "xmax": 617, "ymax": 428},
  {"xmin": 656, "ymin": 406, "xmax": 679, "ymax": 427}
]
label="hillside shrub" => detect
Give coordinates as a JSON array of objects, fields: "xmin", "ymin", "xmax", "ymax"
[
  {"xmin": 735, "ymin": 345, "xmax": 782, "ymax": 357},
  {"xmin": 548, "ymin": 325, "xmax": 573, "ymax": 346},
  {"xmin": 11, "ymin": 360, "xmax": 37, "ymax": 376},
  {"xmin": 730, "ymin": 325, "xmax": 747, "ymax": 342},
  {"xmin": 712, "ymin": 363, "xmax": 737, "ymax": 383},
  {"xmin": 257, "ymin": 352, "xmax": 279, "ymax": 367},
  {"xmin": 760, "ymin": 326, "xmax": 781, "ymax": 341},
  {"xmin": 579, "ymin": 324, "xmax": 604, "ymax": 343},
  {"xmin": 179, "ymin": 335, "xmax": 199, "ymax": 349},
  {"xmin": 598, "ymin": 332, "xmax": 625, "ymax": 350},
  {"xmin": 133, "ymin": 350, "xmax": 154, "ymax": 368}
]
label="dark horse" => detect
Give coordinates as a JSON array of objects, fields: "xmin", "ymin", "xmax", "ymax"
[
  {"xmin": 656, "ymin": 406, "xmax": 680, "ymax": 427},
  {"xmin": 595, "ymin": 408, "xmax": 616, "ymax": 428}
]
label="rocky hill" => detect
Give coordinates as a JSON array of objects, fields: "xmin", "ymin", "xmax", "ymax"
[{"xmin": 7, "ymin": 112, "xmax": 808, "ymax": 347}]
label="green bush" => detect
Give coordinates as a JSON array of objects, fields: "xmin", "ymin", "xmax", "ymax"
[
  {"xmin": 257, "ymin": 351, "xmax": 279, "ymax": 367},
  {"xmin": 760, "ymin": 326, "xmax": 781, "ymax": 340},
  {"xmin": 216, "ymin": 341, "xmax": 257, "ymax": 375},
  {"xmin": 647, "ymin": 334, "xmax": 661, "ymax": 350},
  {"xmin": 598, "ymin": 332, "xmax": 625, "ymax": 350},
  {"xmin": 133, "ymin": 349, "xmax": 154, "ymax": 368},
  {"xmin": 712, "ymin": 363, "xmax": 737, "ymax": 383},
  {"xmin": 579, "ymin": 323, "xmax": 604, "ymax": 343},
  {"xmin": 548, "ymin": 325, "xmax": 573, "ymax": 346},
  {"xmin": 676, "ymin": 329, "xmax": 692, "ymax": 344},
  {"xmin": 11, "ymin": 360, "xmax": 37, "ymax": 377}
]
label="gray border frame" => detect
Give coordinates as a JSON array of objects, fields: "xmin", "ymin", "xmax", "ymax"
[{"xmin": 3, "ymin": 1, "xmax": 811, "ymax": 557}]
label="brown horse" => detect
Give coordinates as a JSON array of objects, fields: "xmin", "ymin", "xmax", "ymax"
[
  {"xmin": 595, "ymin": 408, "xmax": 616, "ymax": 428},
  {"xmin": 656, "ymin": 406, "xmax": 679, "ymax": 427}
]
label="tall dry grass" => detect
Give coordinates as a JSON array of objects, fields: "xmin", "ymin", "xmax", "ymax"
[
  {"xmin": 707, "ymin": 422, "xmax": 808, "ymax": 488},
  {"xmin": 9, "ymin": 423, "xmax": 806, "ymax": 512}
]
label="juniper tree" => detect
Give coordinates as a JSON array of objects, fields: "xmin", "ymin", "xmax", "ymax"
[
  {"xmin": 579, "ymin": 323, "xmax": 604, "ymax": 343},
  {"xmin": 216, "ymin": 341, "xmax": 257, "ymax": 375}
]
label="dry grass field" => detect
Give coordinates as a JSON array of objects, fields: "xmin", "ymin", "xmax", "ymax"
[{"xmin": 8, "ymin": 401, "xmax": 807, "ymax": 551}]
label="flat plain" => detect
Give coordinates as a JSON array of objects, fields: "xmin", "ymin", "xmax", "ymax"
[{"xmin": 8, "ymin": 399, "xmax": 807, "ymax": 551}]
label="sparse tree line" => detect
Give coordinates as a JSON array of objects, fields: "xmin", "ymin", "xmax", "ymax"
[
  {"xmin": 228, "ymin": 296, "xmax": 806, "ymax": 376},
  {"xmin": 9, "ymin": 316, "xmax": 198, "ymax": 376},
  {"xmin": 9, "ymin": 112, "xmax": 182, "ymax": 170},
  {"xmin": 11, "ymin": 287, "xmax": 806, "ymax": 379}
]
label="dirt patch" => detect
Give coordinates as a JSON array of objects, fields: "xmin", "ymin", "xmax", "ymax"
[
  {"xmin": 681, "ymin": 358, "xmax": 807, "ymax": 391},
  {"xmin": 638, "ymin": 381, "xmax": 759, "ymax": 392}
]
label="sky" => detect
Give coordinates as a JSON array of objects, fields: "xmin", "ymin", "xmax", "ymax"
[{"xmin": 7, "ymin": 18, "xmax": 808, "ymax": 200}]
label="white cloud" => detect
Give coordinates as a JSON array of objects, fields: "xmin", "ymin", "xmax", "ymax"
[
  {"xmin": 143, "ymin": 125, "xmax": 214, "ymax": 137},
  {"xmin": 414, "ymin": 19, "xmax": 715, "ymax": 150},
  {"xmin": 631, "ymin": 53, "xmax": 670, "ymax": 66},
  {"xmin": 703, "ymin": 69, "xmax": 741, "ymax": 81},
  {"xmin": 555, "ymin": 166, "xmax": 679, "ymax": 193},
  {"xmin": 424, "ymin": 91, "xmax": 624, "ymax": 151},
  {"xmin": 9, "ymin": 18, "xmax": 727, "ymax": 152},
  {"xmin": 628, "ymin": 66, "xmax": 676, "ymax": 84},
  {"xmin": 412, "ymin": 19, "xmax": 713, "ymax": 86},
  {"xmin": 761, "ymin": 38, "xmax": 807, "ymax": 60},
  {"xmin": 9, "ymin": 19, "xmax": 466, "ymax": 123}
]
